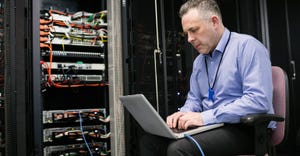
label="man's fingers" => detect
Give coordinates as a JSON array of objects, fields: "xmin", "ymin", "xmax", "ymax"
[{"xmin": 166, "ymin": 112, "xmax": 185, "ymax": 128}]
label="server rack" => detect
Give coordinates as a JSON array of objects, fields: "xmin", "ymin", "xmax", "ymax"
[
  {"xmin": 266, "ymin": 1, "xmax": 300, "ymax": 154},
  {"xmin": 4, "ymin": 0, "xmax": 118, "ymax": 155},
  {"xmin": 3, "ymin": 0, "xmax": 126, "ymax": 155},
  {"xmin": 38, "ymin": 1, "xmax": 111, "ymax": 156},
  {"xmin": 0, "ymin": 1, "xmax": 4, "ymax": 155}
]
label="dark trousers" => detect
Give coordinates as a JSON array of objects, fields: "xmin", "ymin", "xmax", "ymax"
[{"xmin": 139, "ymin": 124, "xmax": 254, "ymax": 156}]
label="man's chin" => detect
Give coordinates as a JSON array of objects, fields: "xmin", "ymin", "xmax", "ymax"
[{"xmin": 197, "ymin": 50, "xmax": 209, "ymax": 55}]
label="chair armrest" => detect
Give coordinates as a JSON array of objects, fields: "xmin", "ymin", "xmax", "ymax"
[
  {"xmin": 241, "ymin": 113, "xmax": 284, "ymax": 156},
  {"xmin": 241, "ymin": 113, "xmax": 284, "ymax": 126}
]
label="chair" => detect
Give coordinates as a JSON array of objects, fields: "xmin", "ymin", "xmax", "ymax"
[{"xmin": 240, "ymin": 66, "xmax": 289, "ymax": 156}]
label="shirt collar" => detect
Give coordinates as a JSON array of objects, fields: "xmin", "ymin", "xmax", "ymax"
[{"xmin": 215, "ymin": 28, "xmax": 230, "ymax": 54}]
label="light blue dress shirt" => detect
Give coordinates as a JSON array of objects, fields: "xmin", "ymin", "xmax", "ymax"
[{"xmin": 180, "ymin": 28, "xmax": 274, "ymax": 127}]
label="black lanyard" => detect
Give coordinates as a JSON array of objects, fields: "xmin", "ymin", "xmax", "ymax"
[{"xmin": 205, "ymin": 32, "xmax": 231, "ymax": 102}]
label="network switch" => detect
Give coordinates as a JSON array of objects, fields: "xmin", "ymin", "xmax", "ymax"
[{"xmin": 45, "ymin": 74, "xmax": 104, "ymax": 82}]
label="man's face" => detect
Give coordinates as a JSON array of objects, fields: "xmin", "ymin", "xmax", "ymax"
[{"xmin": 181, "ymin": 9, "xmax": 218, "ymax": 54}]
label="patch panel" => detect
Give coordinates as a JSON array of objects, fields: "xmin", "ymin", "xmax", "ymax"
[
  {"xmin": 43, "ymin": 141, "xmax": 110, "ymax": 156},
  {"xmin": 44, "ymin": 62, "xmax": 105, "ymax": 70},
  {"xmin": 43, "ymin": 125, "xmax": 110, "ymax": 143},
  {"xmin": 43, "ymin": 108, "xmax": 107, "ymax": 124},
  {"xmin": 41, "ymin": 50, "xmax": 105, "ymax": 58}
]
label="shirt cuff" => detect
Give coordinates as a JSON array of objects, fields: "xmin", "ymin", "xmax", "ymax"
[
  {"xmin": 179, "ymin": 106, "xmax": 190, "ymax": 112},
  {"xmin": 201, "ymin": 109, "xmax": 218, "ymax": 125}
]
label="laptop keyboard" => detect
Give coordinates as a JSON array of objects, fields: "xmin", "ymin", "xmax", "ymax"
[{"xmin": 170, "ymin": 126, "xmax": 198, "ymax": 133}]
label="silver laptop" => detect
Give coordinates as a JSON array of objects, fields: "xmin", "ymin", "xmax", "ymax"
[{"xmin": 119, "ymin": 94, "xmax": 224, "ymax": 139}]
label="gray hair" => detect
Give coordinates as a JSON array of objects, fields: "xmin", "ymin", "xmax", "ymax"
[{"xmin": 179, "ymin": 0, "xmax": 222, "ymax": 20}]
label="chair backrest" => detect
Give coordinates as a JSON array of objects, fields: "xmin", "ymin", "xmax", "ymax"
[{"xmin": 271, "ymin": 66, "xmax": 289, "ymax": 146}]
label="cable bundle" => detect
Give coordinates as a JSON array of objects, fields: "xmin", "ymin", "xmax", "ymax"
[
  {"xmin": 40, "ymin": 9, "xmax": 108, "ymax": 88},
  {"xmin": 40, "ymin": 9, "xmax": 108, "ymax": 46}
]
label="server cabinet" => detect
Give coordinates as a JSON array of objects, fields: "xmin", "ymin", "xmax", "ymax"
[
  {"xmin": 38, "ymin": 1, "xmax": 111, "ymax": 156},
  {"xmin": 0, "ymin": 0, "xmax": 4, "ymax": 155},
  {"xmin": 266, "ymin": 0, "xmax": 300, "ymax": 155},
  {"xmin": 122, "ymin": 0, "xmax": 296, "ymax": 155},
  {"xmin": 4, "ymin": 0, "xmax": 124, "ymax": 155},
  {"xmin": 4, "ymin": 0, "xmax": 31, "ymax": 155}
]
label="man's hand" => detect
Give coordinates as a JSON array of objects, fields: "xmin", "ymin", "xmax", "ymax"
[
  {"xmin": 166, "ymin": 112, "xmax": 185, "ymax": 129},
  {"xmin": 166, "ymin": 112, "xmax": 204, "ymax": 130}
]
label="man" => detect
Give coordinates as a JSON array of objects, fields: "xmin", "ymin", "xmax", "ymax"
[{"xmin": 140, "ymin": 0, "xmax": 274, "ymax": 155}]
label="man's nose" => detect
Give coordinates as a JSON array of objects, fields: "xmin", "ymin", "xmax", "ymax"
[{"xmin": 187, "ymin": 34, "xmax": 194, "ymax": 43}]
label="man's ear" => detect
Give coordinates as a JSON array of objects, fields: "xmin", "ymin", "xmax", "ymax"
[{"xmin": 211, "ymin": 15, "xmax": 220, "ymax": 28}]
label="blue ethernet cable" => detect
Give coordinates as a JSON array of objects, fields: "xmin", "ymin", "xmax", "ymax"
[
  {"xmin": 184, "ymin": 134, "xmax": 205, "ymax": 156},
  {"xmin": 78, "ymin": 112, "xmax": 93, "ymax": 156}
]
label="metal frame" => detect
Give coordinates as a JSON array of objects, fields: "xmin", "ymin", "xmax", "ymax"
[
  {"xmin": 32, "ymin": 0, "xmax": 43, "ymax": 155},
  {"xmin": 107, "ymin": 0, "xmax": 126, "ymax": 156},
  {"xmin": 4, "ymin": 0, "xmax": 36, "ymax": 155}
]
